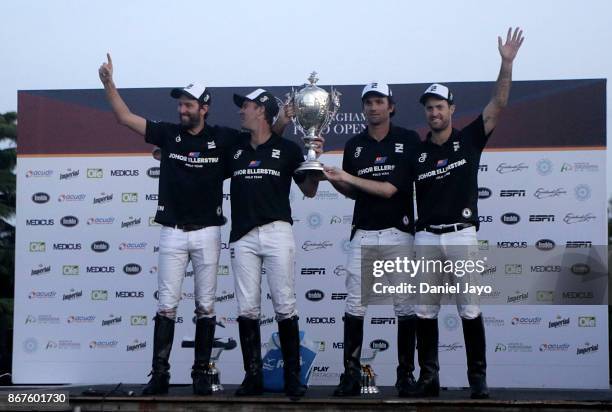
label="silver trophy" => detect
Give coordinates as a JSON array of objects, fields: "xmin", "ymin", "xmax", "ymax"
[
  {"xmin": 288, "ymin": 72, "xmax": 341, "ymax": 173},
  {"xmin": 181, "ymin": 336, "xmax": 237, "ymax": 393}
]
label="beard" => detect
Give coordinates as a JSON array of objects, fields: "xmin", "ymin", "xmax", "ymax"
[
  {"xmin": 179, "ymin": 112, "xmax": 200, "ymax": 129},
  {"xmin": 428, "ymin": 117, "xmax": 450, "ymax": 132}
]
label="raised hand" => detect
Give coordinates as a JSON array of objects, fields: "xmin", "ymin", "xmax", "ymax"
[
  {"xmin": 498, "ymin": 27, "xmax": 524, "ymax": 63},
  {"xmin": 98, "ymin": 53, "xmax": 114, "ymax": 84}
]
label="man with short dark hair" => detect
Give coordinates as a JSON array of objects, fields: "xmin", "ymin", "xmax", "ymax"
[
  {"xmin": 324, "ymin": 82, "xmax": 420, "ymax": 397},
  {"xmin": 409, "ymin": 27, "xmax": 525, "ymax": 399},
  {"xmin": 225, "ymin": 88, "xmax": 322, "ymax": 398},
  {"xmin": 99, "ymin": 54, "xmax": 240, "ymax": 396}
]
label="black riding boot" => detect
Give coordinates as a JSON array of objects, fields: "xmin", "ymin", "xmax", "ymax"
[
  {"xmin": 191, "ymin": 316, "xmax": 216, "ymax": 395},
  {"xmin": 406, "ymin": 317, "xmax": 440, "ymax": 397},
  {"xmin": 235, "ymin": 317, "xmax": 263, "ymax": 396},
  {"xmin": 142, "ymin": 314, "xmax": 175, "ymax": 395},
  {"xmin": 396, "ymin": 315, "xmax": 417, "ymax": 396},
  {"xmin": 278, "ymin": 316, "xmax": 307, "ymax": 398},
  {"xmin": 462, "ymin": 315, "xmax": 489, "ymax": 399},
  {"xmin": 333, "ymin": 313, "xmax": 363, "ymax": 396}
]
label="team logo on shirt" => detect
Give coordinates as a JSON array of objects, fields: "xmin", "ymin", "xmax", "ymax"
[
  {"xmin": 207, "ymin": 141, "xmax": 216, "ymax": 149},
  {"xmin": 453, "ymin": 141, "xmax": 460, "ymax": 152},
  {"xmin": 436, "ymin": 159, "xmax": 448, "ymax": 168},
  {"xmin": 271, "ymin": 149, "xmax": 281, "ymax": 159},
  {"xmin": 188, "ymin": 152, "xmax": 200, "ymax": 157},
  {"xmin": 175, "ymin": 135, "xmax": 181, "ymax": 142},
  {"xmin": 374, "ymin": 156, "xmax": 387, "ymax": 165},
  {"xmin": 354, "ymin": 147, "xmax": 362, "ymax": 158},
  {"xmin": 462, "ymin": 208, "xmax": 472, "ymax": 218},
  {"xmin": 418, "ymin": 153, "xmax": 427, "ymax": 163},
  {"xmin": 395, "ymin": 143, "xmax": 404, "ymax": 153},
  {"xmin": 234, "ymin": 150, "xmax": 243, "ymax": 159},
  {"xmin": 248, "ymin": 160, "xmax": 261, "ymax": 168}
]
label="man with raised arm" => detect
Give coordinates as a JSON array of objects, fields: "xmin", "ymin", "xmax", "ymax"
[
  {"xmin": 408, "ymin": 27, "xmax": 525, "ymax": 399},
  {"xmin": 98, "ymin": 54, "xmax": 240, "ymax": 396}
]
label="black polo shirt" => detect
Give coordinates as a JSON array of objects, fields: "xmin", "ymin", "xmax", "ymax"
[
  {"xmin": 145, "ymin": 121, "xmax": 241, "ymax": 226},
  {"xmin": 225, "ymin": 132, "xmax": 306, "ymax": 243},
  {"xmin": 413, "ymin": 115, "xmax": 491, "ymax": 231},
  {"xmin": 343, "ymin": 125, "xmax": 420, "ymax": 240}
]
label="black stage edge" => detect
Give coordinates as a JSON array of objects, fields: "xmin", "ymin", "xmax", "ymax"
[{"xmin": 1, "ymin": 384, "xmax": 611, "ymax": 411}]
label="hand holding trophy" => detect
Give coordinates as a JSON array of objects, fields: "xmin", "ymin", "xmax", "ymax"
[{"xmin": 287, "ymin": 72, "xmax": 341, "ymax": 175}]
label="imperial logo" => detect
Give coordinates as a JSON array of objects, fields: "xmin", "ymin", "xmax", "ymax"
[
  {"xmin": 371, "ymin": 317, "xmax": 396, "ymax": 325},
  {"xmin": 478, "ymin": 187, "xmax": 492, "ymax": 199},
  {"xmin": 121, "ymin": 217, "xmax": 141, "ymax": 228},
  {"xmin": 102, "ymin": 315, "xmax": 122, "ymax": 326},
  {"xmin": 566, "ymin": 241, "xmax": 592, "ymax": 248},
  {"xmin": 31, "ymin": 264, "xmax": 51, "ymax": 276},
  {"xmin": 118, "ymin": 242, "xmax": 147, "ymax": 251},
  {"xmin": 26, "ymin": 219, "xmax": 54, "ymax": 226},
  {"xmin": 115, "ymin": 291, "xmax": 145, "ymax": 298},
  {"xmin": 548, "ymin": 316, "xmax": 570, "ymax": 328},
  {"xmin": 570, "ymin": 263, "xmax": 590, "ymax": 275},
  {"xmin": 91, "ymin": 241, "xmax": 110, "ymax": 252},
  {"xmin": 87, "ymin": 168, "xmax": 103, "ymax": 178},
  {"xmin": 215, "ymin": 291, "xmax": 235, "ymax": 303},
  {"xmin": 302, "ymin": 241, "xmax": 333, "ymax": 251},
  {"xmin": 306, "ymin": 317, "xmax": 336, "ymax": 324},
  {"xmin": 529, "ymin": 214, "xmax": 555, "ymax": 222},
  {"xmin": 147, "ymin": 167, "xmax": 160, "ymax": 178},
  {"xmin": 331, "ymin": 292, "xmax": 348, "ymax": 300},
  {"xmin": 58, "ymin": 193, "xmax": 86, "ymax": 202},
  {"xmin": 122, "ymin": 193, "xmax": 138, "ymax": 203},
  {"xmin": 86, "ymin": 266, "xmax": 115, "ymax": 273},
  {"xmin": 577, "ymin": 343, "xmax": 599, "ymax": 355},
  {"xmin": 497, "ymin": 241, "xmax": 527, "ymax": 248},
  {"xmin": 500, "ymin": 190, "xmax": 526, "ymax": 197},
  {"xmin": 301, "ymin": 267, "xmax": 326, "ymax": 275},
  {"xmin": 60, "ymin": 216, "xmax": 78, "ymax": 227},
  {"xmin": 93, "ymin": 193, "xmax": 113, "ymax": 204},
  {"xmin": 53, "ymin": 243, "xmax": 81, "ymax": 250},
  {"xmin": 370, "ymin": 339, "xmax": 389, "ymax": 351},
  {"xmin": 535, "ymin": 239, "xmax": 555, "ymax": 251},
  {"xmin": 59, "ymin": 169, "xmax": 79, "ymax": 180},
  {"xmin": 507, "ymin": 291, "xmax": 528, "ymax": 303},
  {"xmin": 111, "ymin": 169, "xmax": 139, "ymax": 177},
  {"xmin": 145, "ymin": 194, "xmax": 158, "ymax": 201},
  {"xmin": 62, "ymin": 289, "xmax": 83, "ymax": 301},
  {"xmin": 32, "ymin": 192, "xmax": 50, "ymax": 204},
  {"xmin": 126, "ymin": 340, "xmax": 147, "ymax": 351},
  {"xmin": 62, "ymin": 265, "xmax": 79, "ymax": 275},
  {"xmin": 500, "ymin": 213, "xmax": 520, "ymax": 224},
  {"xmin": 305, "ymin": 289, "xmax": 325, "ymax": 301},
  {"xmin": 496, "ymin": 163, "xmax": 528, "ymax": 174},
  {"xmin": 91, "ymin": 290, "xmax": 108, "ymax": 300},
  {"xmin": 123, "ymin": 263, "xmax": 141, "ymax": 275}
]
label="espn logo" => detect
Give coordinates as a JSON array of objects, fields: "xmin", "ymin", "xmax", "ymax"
[
  {"xmin": 331, "ymin": 293, "xmax": 348, "ymax": 300},
  {"xmin": 529, "ymin": 215, "xmax": 555, "ymax": 222},
  {"xmin": 371, "ymin": 317, "xmax": 395, "ymax": 325},
  {"xmin": 500, "ymin": 190, "xmax": 526, "ymax": 197}
]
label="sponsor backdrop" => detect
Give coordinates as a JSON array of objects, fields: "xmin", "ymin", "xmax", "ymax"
[{"xmin": 14, "ymin": 80, "xmax": 608, "ymax": 388}]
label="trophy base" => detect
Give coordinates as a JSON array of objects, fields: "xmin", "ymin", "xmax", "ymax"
[{"xmin": 295, "ymin": 160, "xmax": 324, "ymax": 173}]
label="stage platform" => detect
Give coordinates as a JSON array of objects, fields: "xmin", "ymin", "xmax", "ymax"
[{"xmin": 0, "ymin": 384, "xmax": 611, "ymax": 411}]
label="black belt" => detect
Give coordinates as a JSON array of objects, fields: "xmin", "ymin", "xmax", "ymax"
[
  {"xmin": 423, "ymin": 223, "xmax": 473, "ymax": 235},
  {"xmin": 163, "ymin": 224, "xmax": 206, "ymax": 232}
]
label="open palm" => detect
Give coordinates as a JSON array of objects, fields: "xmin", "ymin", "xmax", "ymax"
[{"xmin": 498, "ymin": 27, "xmax": 524, "ymax": 62}]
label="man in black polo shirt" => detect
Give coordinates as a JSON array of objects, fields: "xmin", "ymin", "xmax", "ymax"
[
  {"xmin": 99, "ymin": 54, "xmax": 240, "ymax": 396},
  {"xmin": 409, "ymin": 28, "xmax": 524, "ymax": 399},
  {"xmin": 323, "ymin": 82, "xmax": 420, "ymax": 397},
  {"xmin": 225, "ymin": 88, "xmax": 321, "ymax": 398}
]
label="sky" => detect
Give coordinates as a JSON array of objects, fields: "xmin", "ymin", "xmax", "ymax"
[{"xmin": 2, "ymin": 0, "xmax": 611, "ymax": 196}]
